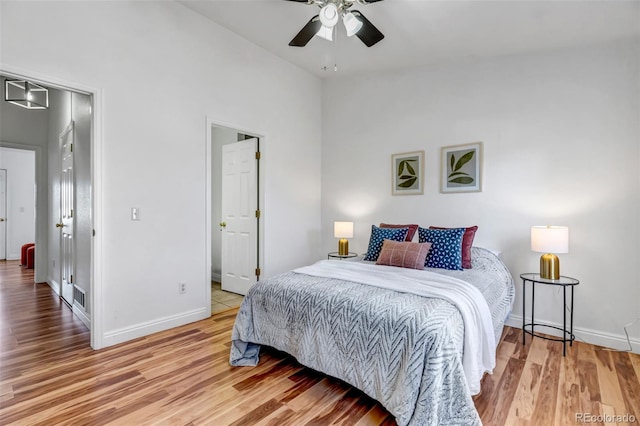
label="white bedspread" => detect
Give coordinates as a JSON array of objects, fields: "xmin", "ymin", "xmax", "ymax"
[{"xmin": 294, "ymin": 260, "xmax": 496, "ymax": 394}]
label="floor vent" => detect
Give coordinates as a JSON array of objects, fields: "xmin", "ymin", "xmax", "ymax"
[{"xmin": 73, "ymin": 285, "xmax": 86, "ymax": 309}]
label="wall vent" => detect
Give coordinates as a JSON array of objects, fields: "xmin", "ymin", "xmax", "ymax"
[{"xmin": 73, "ymin": 285, "xmax": 86, "ymax": 309}]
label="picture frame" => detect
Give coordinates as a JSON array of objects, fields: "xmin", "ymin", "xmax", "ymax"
[
  {"xmin": 391, "ymin": 150, "xmax": 424, "ymax": 195},
  {"xmin": 440, "ymin": 142, "xmax": 483, "ymax": 193}
]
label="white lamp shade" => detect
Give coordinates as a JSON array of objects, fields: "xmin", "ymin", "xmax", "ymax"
[
  {"xmin": 319, "ymin": 4, "xmax": 339, "ymax": 27},
  {"xmin": 343, "ymin": 12, "xmax": 363, "ymax": 37},
  {"xmin": 531, "ymin": 226, "xmax": 569, "ymax": 253},
  {"xmin": 316, "ymin": 25, "xmax": 334, "ymax": 41},
  {"xmin": 334, "ymin": 221, "xmax": 354, "ymax": 239}
]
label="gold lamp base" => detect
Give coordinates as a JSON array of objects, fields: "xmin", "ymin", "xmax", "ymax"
[
  {"xmin": 338, "ymin": 239, "xmax": 349, "ymax": 256},
  {"xmin": 540, "ymin": 253, "xmax": 560, "ymax": 280}
]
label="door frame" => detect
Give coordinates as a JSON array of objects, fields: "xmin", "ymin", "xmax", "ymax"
[
  {"xmin": 0, "ymin": 65, "xmax": 104, "ymax": 349},
  {"xmin": 205, "ymin": 117, "xmax": 265, "ymax": 316}
]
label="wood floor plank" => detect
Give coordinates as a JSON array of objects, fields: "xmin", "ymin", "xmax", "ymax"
[
  {"xmin": 613, "ymin": 351, "xmax": 640, "ymax": 419},
  {"xmin": 594, "ymin": 348, "xmax": 628, "ymax": 415},
  {"xmin": 1, "ymin": 260, "xmax": 639, "ymax": 426},
  {"xmin": 483, "ymin": 356, "xmax": 526, "ymax": 425},
  {"xmin": 554, "ymin": 345, "xmax": 581, "ymax": 426},
  {"xmin": 504, "ymin": 361, "xmax": 542, "ymax": 424},
  {"xmin": 531, "ymin": 340, "xmax": 562, "ymax": 425}
]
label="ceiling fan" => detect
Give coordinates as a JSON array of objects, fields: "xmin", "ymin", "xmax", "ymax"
[{"xmin": 285, "ymin": 0, "xmax": 384, "ymax": 48}]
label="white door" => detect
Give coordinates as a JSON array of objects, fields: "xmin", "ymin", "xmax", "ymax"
[
  {"xmin": 221, "ymin": 139, "xmax": 258, "ymax": 295},
  {"xmin": 0, "ymin": 169, "xmax": 6, "ymax": 260},
  {"xmin": 59, "ymin": 123, "xmax": 75, "ymax": 305}
]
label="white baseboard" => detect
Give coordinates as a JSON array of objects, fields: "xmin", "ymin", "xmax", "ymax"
[
  {"xmin": 211, "ymin": 271, "xmax": 221, "ymax": 282},
  {"xmin": 102, "ymin": 308, "xmax": 209, "ymax": 348},
  {"xmin": 73, "ymin": 304, "xmax": 91, "ymax": 330},
  {"xmin": 7, "ymin": 253, "xmax": 19, "ymax": 261},
  {"xmin": 47, "ymin": 277, "xmax": 60, "ymax": 296},
  {"xmin": 505, "ymin": 315, "xmax": 640, "ymax": 354}
]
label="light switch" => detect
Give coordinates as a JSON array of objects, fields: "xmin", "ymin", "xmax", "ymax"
[{"xmin": 131, "ymin": 207, "xmax": 141, "ymax": 221}]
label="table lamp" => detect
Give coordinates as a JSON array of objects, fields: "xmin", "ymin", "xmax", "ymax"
[
  {"xmin": 531, "ymin": 225, "xmax": 568, "ymax": 280},
  {"xmin": 334, "ymin": 221, "xmax": 353, "ymax": 256}
]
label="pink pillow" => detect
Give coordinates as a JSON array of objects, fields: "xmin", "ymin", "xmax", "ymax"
[
  {"xmin": 429, "ymin": 226, "xmax": 478, "ymax": 269},
  {"xmin": 376, "ymin": 240, "xmax": 432, "ymax": 270},
  {"xmin": 380, "ymin": 223, "xmax": 419, "ymax": 242}
]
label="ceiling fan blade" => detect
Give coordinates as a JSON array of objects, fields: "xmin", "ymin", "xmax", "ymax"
[
  {"xmin": 289, "ymin": 15, "xmax": 322, "ymax": 47},
  {"xmin": 351, "ymin": 10, "xmax": 384, "ymax": 47}
]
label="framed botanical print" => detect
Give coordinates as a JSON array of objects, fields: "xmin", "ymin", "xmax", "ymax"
[
  {"xmin": 392, "ymin": 150, "xmax": 424, "ymax": 195},
  {"xmin": 441, "ymin": 142, "xmax": 483, "ymax": 193}
]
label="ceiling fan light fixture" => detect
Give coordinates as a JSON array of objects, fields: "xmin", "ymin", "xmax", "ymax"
[
  {"xmin": 343, "ymin": 12, "xmax": 363, "ymax": 37},
  {"xmin": 319, "ymin": 3, "xmax": 339, "ymax": 28},
  {"xmin": 316, "ymin": 24, "xmax": 334, "ymax": 41}
]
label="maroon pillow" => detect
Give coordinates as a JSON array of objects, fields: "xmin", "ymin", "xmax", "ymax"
[
  {"xmin": 376, "ymin": 240, "xmax": 432, "ymax": 270},
  {"xmin": 429, "ymin": 226, "xmax": 478, "ymax": 269},
  {"xmin": 380, "ymin": 223, "xmax": 419, "ymax": 242}
]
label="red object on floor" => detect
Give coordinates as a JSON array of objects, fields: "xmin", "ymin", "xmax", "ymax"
[
  {"xmin": 20, "ymin": 243, "xmax": 35, "ymax": 267},
  {"xmin": 25, "ymin": 246, "xmax": 35, "ymax": 269}
]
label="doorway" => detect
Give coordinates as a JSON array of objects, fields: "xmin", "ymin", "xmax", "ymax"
[
  {"xmin": 0, "ymin": 69, "xmax": 98, "ymax": 346},
  {"xmin": 207, "ymin": 122, "xmax": 264, "ymax": 314},
  {"xmin": 0, "ymin": 149, "xmax": 36, "ymax": 263}
]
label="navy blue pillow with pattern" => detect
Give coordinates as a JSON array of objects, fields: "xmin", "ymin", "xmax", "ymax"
[
  {"xmin": 363, "ymin": 225, "xmax": 409, "ymax": 261},
  {"xmin": 418, "ymin": 227, "xmax": 465, "ymax": 270}
]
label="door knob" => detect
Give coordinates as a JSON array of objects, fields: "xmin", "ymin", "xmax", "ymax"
[
  {"xmin": 56, "ymin": 223, "xmax": 64, "ymax": 228},
  {"xmin": 219, "ymin": 222, "xmax": 226, "ymax": 228},
  {"xmin": 0, "ymin": 218, "xmax": 5, "ymax": 222}
]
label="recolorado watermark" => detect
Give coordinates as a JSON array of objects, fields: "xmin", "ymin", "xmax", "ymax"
[{"xmin": 576, "ymin": 413, "xmax": 636, "ymax": 423}]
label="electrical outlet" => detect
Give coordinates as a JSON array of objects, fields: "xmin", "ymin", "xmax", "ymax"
[{"xmin": 179, "ymin": 282, "xmax": 187, "ymax": 294}]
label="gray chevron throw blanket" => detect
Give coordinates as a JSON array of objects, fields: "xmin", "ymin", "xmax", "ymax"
[{"xmin": 230, "ymin": 267, "xmax": 493, "ymax": 425}]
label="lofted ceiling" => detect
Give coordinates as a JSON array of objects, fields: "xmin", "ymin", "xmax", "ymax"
[{"xmin": 179, "ymin": 0, "xmax": 640, "ymax": 78}]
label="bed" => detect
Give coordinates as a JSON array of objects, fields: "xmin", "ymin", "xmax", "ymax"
[{"xmin": 230, "ymin": 246, "xmax": 515, "ymax": 425}]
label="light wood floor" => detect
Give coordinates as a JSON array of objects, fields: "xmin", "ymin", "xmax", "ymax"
[{"xmin": 1, "ymin": 260, "xmax": 639, "ymax": 425}]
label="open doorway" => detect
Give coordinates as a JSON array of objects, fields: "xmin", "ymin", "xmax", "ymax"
[
  {"xmin": 0, "ymin": 71, "xmax": 94, "ymax": 334},
  {"xmin": 208, "ymin": 123, "xmax": 263, "ymax": 314},
  {"xmin": 0, "ymin": 148, "xmax": 35, "ymax": 263}
]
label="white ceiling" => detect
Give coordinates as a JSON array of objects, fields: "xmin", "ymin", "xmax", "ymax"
[{"xmin": 179, "ymin": 0, "xmax": 640, "ymax": 78}]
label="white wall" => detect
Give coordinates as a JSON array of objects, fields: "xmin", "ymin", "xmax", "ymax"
[
  {"xmin": 322, "ymin": 40, "xmax": 640, "ymax": 350},
  {"xmin": 0, "ymin": 148, "xmax": 35, "ymax": 260},
  {"xmin": 1, "ymin": 1, "xmax": 322, "ymax": 347}
]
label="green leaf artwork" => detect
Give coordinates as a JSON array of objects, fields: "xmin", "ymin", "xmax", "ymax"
[
  {"xmin": 447, "ymin": 150, "xmax": 475, "ymax": 185},
  {"xmin": 396, "ymin": 158, "xmax": 418, "ymax": 189},
  {"xmin": 398, "ymin": 177, "xmax": 417, "ymax": 188},
  {"xmin": 449, "ymin": 176, "xmax": 474, "ymax": 184}
]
